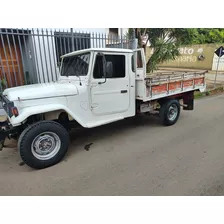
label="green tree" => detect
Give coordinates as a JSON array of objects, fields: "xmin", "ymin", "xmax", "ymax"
[
  {"xmin": 198, "ymin": 28, "xmax": 224, "ymax": 43},
  {"xmin": 177, "ymin": 28, "xmax": 224, "ymax": 44}
]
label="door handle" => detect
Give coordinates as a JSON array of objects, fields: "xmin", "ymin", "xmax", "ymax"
[{"xmin": 121, "ymin": 90, "xmax": 128, "ymax": 93}]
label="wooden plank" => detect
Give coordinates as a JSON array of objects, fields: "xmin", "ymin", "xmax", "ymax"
[{"xmin": 149, "ymin": 75, "xmax": 205, "ymax": 97}]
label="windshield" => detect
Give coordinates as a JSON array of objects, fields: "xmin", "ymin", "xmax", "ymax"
[{"xmin": 61, "ymin": 52, "xmax": 90, "ymax": 76}]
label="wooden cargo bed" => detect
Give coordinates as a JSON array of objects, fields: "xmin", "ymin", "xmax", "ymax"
[{"xmin": 136, "ymin": 71, "xmax": 207, "ymax": 101}]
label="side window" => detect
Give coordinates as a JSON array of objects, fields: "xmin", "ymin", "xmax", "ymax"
[
  {"xmin": 131, "ymin": 55, "xmax": 135, "ymax": 72},
  {"xmin": 93, "ymin": 54, "xmax": 125, "ymax": 79},
  {"xmin": 93, "ymin": 55, "xmax": 104, "ymax": 79},
  {"xmin": 105, "ymin": 55, "xmax": 125, "ymax": 78},
  {"xmin": 137, "ymin": 50, "xmax": 143, "ymax": 68}
]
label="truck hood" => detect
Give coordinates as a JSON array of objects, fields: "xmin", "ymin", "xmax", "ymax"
[{"xmin": 3, "ymin": 82, "xmax": 78, "ymax": 101}]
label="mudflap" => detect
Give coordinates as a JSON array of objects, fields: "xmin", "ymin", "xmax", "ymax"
[{"xmin": 183, "ymin": 91, "xmax": 194, "ymax": 110}]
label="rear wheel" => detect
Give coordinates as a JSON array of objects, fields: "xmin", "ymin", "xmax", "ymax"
[
  {"xmin": 18, "ymin": 121, "xmax": 69, "ymax": 169},
  {"xmin": 159, "ymin": 99, "xmax": 180, "ymax": 126}
]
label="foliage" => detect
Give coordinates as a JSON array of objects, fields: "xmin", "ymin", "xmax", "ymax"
[
  {"xmin": 0, "ymin": 78, "xmax": 7, "ymax": 91},
  {"xmin": 124, "ymin": 29, "xmax": 134, "ymax": 40},
  {"xmin": 128, "ymin": 28, "xmax": 185, "ymax": 72},
  {"xmin": 147, "ymin": 39, "xmax": 180, "ymax": 72},
  {"xmin": 169, "ymin": 28, "xmax": 224, "ymax": 45},
  {"xmin": 197, "ymin": 28, "xmax": 224, "ymax": 44}
]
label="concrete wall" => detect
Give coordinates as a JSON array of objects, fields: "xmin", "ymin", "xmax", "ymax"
[{"xmin": 146, "ymin": 43, "xmax": 224, "ymax": 71}]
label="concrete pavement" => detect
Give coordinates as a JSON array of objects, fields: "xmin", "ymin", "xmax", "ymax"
[{"xmin": 1, "ymin": 94, "xmax": 224, "ymax": 195}]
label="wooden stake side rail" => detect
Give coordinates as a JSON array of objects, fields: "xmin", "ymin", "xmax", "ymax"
[{"xmin": 145, "ymin": 71, "xmax": 206, "ymax": 98}]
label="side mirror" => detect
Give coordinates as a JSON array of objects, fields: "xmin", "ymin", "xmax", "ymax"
[{"xmin": 98, "ymin": 53, "xmax": 107, "ymax": 85}]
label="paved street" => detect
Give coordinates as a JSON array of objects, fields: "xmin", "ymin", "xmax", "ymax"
[{"xmin": 1, "ymin": 94, "xmax": 224, "ymax": 195}]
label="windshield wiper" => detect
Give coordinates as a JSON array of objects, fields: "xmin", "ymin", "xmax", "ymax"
[
  {"xmin": 75, "ymin": 74, "xmax": 82, "ymax": 86},
  {"xmin": 68, "ymin": 73, "xmax": 82, "ymax": 86},
  {"xmin": 72, "ymin": 66, "xmax": 82, "ymax": 86}
]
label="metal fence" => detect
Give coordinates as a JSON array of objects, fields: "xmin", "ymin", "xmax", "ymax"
[{"xmin": 0, "ymin": 28, "xmax": 136, "ymax": 92}]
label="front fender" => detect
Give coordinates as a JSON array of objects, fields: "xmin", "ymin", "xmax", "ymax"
[{"xmin": 8, "ymin": 104, "xmax": 87, "ymax": 128}]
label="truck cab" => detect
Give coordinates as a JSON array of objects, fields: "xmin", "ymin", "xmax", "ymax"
[{"xmin": 59, "ymin": 48, "xmax": 137, "ymax": 127}]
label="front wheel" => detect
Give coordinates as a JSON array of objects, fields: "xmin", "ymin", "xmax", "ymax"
[
  {"xmin": 18, "ymin": 121, "xmax": 69, "ymax": 169},
  {"xmin": 159, "ymin": 99, "xmax": 180, "ymax": 126}
]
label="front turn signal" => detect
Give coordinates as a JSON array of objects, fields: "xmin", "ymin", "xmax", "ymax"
[{"xmin": 11, "ymin": 107, "xmax": 19, "ymax": 117}]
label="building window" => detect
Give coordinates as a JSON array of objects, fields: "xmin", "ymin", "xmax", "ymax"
[
  {"xmin": 109, "ymin": 28, "xmax": 118, "ymax": 37},
  {"xmin": 93, "ymin": 54, "xmax": 125, "ymax": 79}
]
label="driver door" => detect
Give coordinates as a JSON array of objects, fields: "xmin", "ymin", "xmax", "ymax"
[{"xmin": 90, "ymin": 52, "xmax": 130, "ymax": 116}]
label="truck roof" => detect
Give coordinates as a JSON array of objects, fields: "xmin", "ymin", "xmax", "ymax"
[{"xmin": 61, "ymin": 48, "xmax": 133, "ymax": 58}]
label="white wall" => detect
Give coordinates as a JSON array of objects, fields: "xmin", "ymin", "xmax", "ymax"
[{"xmin": 212, "ymin": 54, "xmax": 224, "ymax": 71}]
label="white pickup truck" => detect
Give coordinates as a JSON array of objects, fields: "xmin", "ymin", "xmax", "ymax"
[{"xmin": 0, "ymin": 48, "xmax": 206, "ymax": 169}]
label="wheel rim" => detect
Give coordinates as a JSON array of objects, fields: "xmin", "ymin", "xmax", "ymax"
[
  {"xmin": 167, "ymin": 104, "xmax": 178, "ymax": 121},
  {"xmin": 31, "ymin": 132, "xmax": 61, "ymax": 160}
]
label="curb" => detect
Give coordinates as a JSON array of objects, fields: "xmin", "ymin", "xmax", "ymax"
[{"xmin": 194, "ymin": 86, "xmax": 224, "ymax": 99}]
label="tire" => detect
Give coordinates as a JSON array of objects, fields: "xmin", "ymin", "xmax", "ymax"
[
  {"xmin": 18, "ymin": 121, "xmax": 69, "ymax": 169},
  {"xmin": 159, "ymin": 99, "xmax": 180, "ymax": 126}
]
